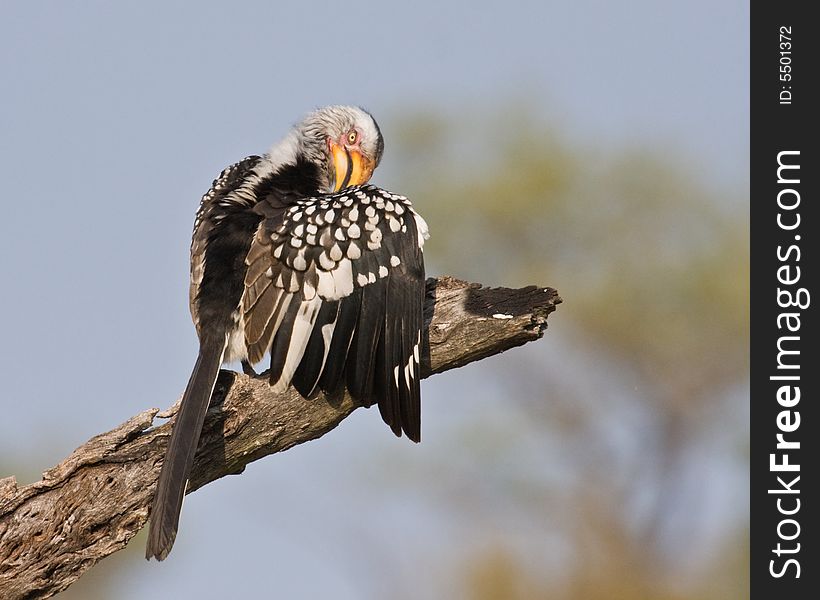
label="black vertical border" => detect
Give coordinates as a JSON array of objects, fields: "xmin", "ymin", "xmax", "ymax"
[{"xmin": 751, "ymin": 2, "xmax": 817, "ymax": 598}]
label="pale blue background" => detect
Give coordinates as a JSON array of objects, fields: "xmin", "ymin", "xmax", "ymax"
[{"xmin": 0, "ymin": 2, "xmax": 748, "ymax": 598}]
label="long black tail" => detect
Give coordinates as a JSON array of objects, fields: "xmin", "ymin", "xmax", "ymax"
[{"xmin": 146, "ymin": 334, "xmax": 225, "ymax": 560}]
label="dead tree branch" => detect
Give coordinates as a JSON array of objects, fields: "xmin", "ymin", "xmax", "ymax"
[{"xmin": 0, "ymin": 276, "xmax": 561, "ymax": 599}]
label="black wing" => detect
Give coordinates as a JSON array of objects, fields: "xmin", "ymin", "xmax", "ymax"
[
  {"xmin": 243, "ymin": 185, "xmax": 428, "ymax": 441},
  {"xmin": 189, "ymin": 155, "xmax": 263, "ymax": 332}
]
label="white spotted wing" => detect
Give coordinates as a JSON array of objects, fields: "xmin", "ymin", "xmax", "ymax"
[{"xmin": 242, "ymin": 185, "xmax": 428, "ymax": 441}]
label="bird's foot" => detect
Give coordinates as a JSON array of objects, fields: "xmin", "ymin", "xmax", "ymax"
[{"xmin": 241, "ymin": 360, "xmax": 257, "ymax": 377}]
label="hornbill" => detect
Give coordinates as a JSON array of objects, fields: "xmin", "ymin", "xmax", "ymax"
[{"xmin": 146, "ymin": 106, "xmax": 429, "ymax": 560}]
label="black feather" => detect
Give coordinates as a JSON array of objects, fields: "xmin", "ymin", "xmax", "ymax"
[
  {"xmin": 396, "ymin": 282, "xmax": 416, "ymax": 440},
  {"xmin": 268, "ymin": 297, "xmax": 302, "ymax": 385},
  {"xmin": 346, "ymin": 277, "xmax": 386, "ymax": 406},
  {"xmin": 146, "ymin": 332, "xmax": 225, "ymax": 560},
  {"xmin": 377, "ymin": 275, "xmax": 404, "ymax": 437},
  {"xmin": 374, "ymin": 312, "xmax": 400, "ymax": 437},
  {"xmin": 319, "ymin": 287, "xmax": 361, "ymax": 395},
  {"xmin": 246, "ymin": 289, "xmax": 289, "ymax": 364},
  {"xmin": 292, "ymin": 300, "xmax": 339, "ymax": 397}
]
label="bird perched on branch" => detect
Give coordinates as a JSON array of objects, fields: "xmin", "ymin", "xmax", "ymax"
[{"xmin": 146, "ymin": 106, "xmax": 429, "ymax": 560}]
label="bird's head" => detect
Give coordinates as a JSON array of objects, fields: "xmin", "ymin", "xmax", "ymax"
[{"xmin": 294, "ymin": 105, "xmax": 385, "ymax": 193}]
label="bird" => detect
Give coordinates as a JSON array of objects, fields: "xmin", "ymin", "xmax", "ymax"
[{"xmin": 145, "ymin": 106, "xmax": 429, "ymax": 561}]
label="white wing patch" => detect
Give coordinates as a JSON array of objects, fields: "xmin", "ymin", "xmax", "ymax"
[{"xmin": 271, "ymin": 298, "xmax": 322, "ymax": 392}]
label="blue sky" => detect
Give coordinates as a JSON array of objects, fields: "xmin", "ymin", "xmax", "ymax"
[{"xmin": 0, "ymin": 2, "xmax": 748, "ymax": 598}]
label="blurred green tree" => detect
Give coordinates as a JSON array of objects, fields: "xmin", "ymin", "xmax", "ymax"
[{"xmin": 379, "ymin": 104, "xmax": 749, "ymax": 600}]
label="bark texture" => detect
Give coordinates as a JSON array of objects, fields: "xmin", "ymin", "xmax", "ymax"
[{"xmin": 0, "ymin": 276, "xmax": 560, "ymax": 599}]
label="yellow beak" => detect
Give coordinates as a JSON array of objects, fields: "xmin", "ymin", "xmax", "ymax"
[{"xmin": 331, "ymin": 142, "xmax": 375, "ymax": 192}]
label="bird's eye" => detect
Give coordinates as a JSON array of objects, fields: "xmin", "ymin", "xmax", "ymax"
[{"xmin": 347, "ymin": 130, "xmax": 358, "ymax": 145}]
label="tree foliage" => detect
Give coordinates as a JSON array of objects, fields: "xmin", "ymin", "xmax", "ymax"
[{"xmin": 383, "ymin": 105, "xmax": 749, "ymax": 600}]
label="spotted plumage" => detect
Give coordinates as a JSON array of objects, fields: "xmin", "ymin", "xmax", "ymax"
[
  {"xmin": 242, "ymin": 184, "xmax": 427, "ymax": 426},
  {"xmin": 146, "ymin": 106, "xmax": 429, "ymax": 562}
]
